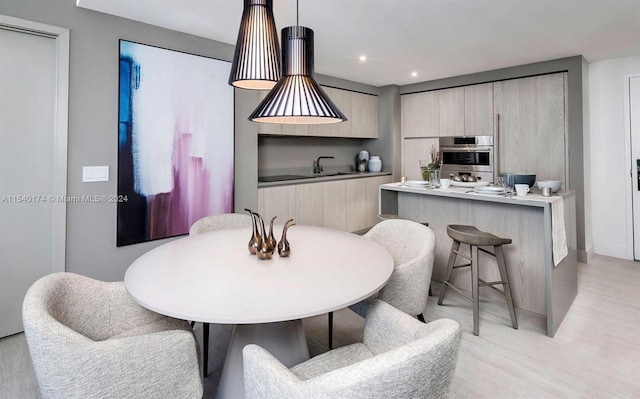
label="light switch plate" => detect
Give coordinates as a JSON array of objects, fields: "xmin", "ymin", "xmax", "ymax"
[{"xmin": 82, "ymin": 166, "xmax": 109, "ymax": 182}]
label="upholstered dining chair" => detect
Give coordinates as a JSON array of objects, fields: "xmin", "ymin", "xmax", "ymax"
[
  {"xmin": 189, "ymin": 212, "xmax": 254, "ymax": 235},
  {"xmin": 329, "ymin": 218, "xmax": 436, "ymax": 348},
  {"xmin": 244, "ymin": 300, "xmax": 461, "ymax": 399},
  {"xmin": 22, "ymin": 272, "xmax": 203, "ymax": 399},
  {"xmin": 189, "ymin": 212, "xmax": 253, "ymax": 376}
]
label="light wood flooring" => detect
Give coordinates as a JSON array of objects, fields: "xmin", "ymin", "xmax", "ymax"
[{"xmin": 1, "ymin": 254, "xmax": 639, "ymax": 398}]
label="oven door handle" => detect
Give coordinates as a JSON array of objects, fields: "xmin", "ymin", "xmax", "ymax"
[
  {"xmin": 440, "ymin": 147, "xmax": 493, "ymax": 152},
  {"xmin": 495, "ymin": 113, "xmax": 500, "ymax": 181}
]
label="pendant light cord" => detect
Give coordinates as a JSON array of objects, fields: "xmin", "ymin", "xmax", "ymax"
[{"xmin": 296, "ymin": 0, "xmax": 299, "ymax": 26}]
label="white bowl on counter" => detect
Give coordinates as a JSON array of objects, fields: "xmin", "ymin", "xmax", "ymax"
[{"xmin": 537, "ymin": 180, "xmax": 561, "ymax": 193}]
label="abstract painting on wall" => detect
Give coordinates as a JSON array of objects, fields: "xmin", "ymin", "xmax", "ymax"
[{"xmin": 117, "ymin": 40, "xmax": 234, "ymax": 246}]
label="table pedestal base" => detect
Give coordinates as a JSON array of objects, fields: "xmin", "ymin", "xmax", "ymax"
[{"xmin": 216, "ymin": 319, "xmax": 310, "ymax": 399}]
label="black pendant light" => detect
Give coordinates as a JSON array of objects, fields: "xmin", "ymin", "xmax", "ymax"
[
  {"xmin": 229, "ymin": 0, "xmax": 281, "ymax": 90},
  {"xmin": 249, "ymin": 1, "xmax": 347, "ymax": 124}
]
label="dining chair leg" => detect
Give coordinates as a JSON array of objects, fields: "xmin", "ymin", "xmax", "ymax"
[
  {"xmin": 417, "ymin": 313, "xmax": 425, "ymax": 323},
  {"xmin": 203, "ymin": 322, "xmax": 209, "ymax": 377},
  {"xmin": 328, "ymin": 312, "xmax": 334, "ymax": 349}
]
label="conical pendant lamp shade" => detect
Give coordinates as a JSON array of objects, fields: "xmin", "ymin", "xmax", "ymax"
[
  {"xmin": 229, "ymin": 0, "xmax": 281, "ymax": 90},
  {"xmin": 250, "ymin": 26, "xmax": 347, "ymax": 124}
]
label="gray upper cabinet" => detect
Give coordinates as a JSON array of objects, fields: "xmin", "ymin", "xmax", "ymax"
[
  {"xmin": 464, "ymin": 82, "xmax": 494, "ymax": 136},
  {"xmin": 401, "ymin": 91, "xmax": 438, "ymax": 138},
  {"xmin": 362, "ymin": 93, "xmax": 379, "ymax": 138},
  {"xmin": 257, "ymin": 87, "xmax": 378, "ymax": 138},
  {"xmin": 438, "ymin": 87, "xmax": 465, "ymax": 137},
  {"xmin": 402, "ymin": 83, "xmax": 494, "ymax": 138},
  {"xmin": 494, "ymin": 72, "xmax": 566, "ymax": 184}
]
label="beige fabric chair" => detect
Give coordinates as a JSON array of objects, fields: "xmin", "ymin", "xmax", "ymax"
[
  {"xmin": 244, "ymin": 300, "xmax": 461, "ymax": 399},
  {"xmin": 189, "ymin": 212, "xmax": 253, "ymax": 235},
  {"xmin": 330, "ymin": 219, "xmax": 436, "ymax": 347},
  {"xmin": 189, "ymin": 212, "xmax": 253, "ymax": 376},
  {"xmin": 22, "ymin": 272, "xmax": 202, "ymax": 399}
]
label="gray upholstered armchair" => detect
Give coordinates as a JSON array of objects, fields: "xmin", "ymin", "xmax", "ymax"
[
  {"xmin": 189, "ymin": 212, "xmax": 253, "ymax": 235},
  {"xmin": 22, "ymin": 272, "xmax": 203, "ymax": 399},
  {"xmin": 244, "ymin": 300, "xmax": 461, "ymax": 399},
  {"xmin": 330, "ymin": 219, "xmax": 436, "ymax": 347},
  {"xmin": 361, "ymin": 218, "xmax": 436, "ymax": 318}
]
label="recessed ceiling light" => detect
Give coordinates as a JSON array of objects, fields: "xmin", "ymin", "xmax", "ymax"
[
  {"xmin": 359, "ymin": 55, "xmax": 367, "ymax": 62},
  {"xmin": 411, "ymin": 71, "xmax": 418, "ymax": 77}
]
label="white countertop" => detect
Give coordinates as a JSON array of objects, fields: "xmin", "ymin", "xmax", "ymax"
[
  {"xmin": 381, "ymin": 182, "xmax": 574, "ymax": 207},
  {"xmin": 258, "ymin": 171, "xmax": 392, "ymax": 188}
]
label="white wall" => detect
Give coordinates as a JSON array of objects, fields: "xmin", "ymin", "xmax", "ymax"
[{"xmin": 588, "ymin": 55, "xmax": 640, "ymax": 259}]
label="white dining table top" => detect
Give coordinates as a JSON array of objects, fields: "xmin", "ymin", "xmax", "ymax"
[{"xmin": 124, "ymin": 225, "xmax": 394, "ymax": 324}]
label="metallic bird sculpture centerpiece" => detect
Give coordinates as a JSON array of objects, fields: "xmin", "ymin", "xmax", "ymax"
[{"xmin": 245, "ymin": 209, "xmax": 294, "ymax": 259}]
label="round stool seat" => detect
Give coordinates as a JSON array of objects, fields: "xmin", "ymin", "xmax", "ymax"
[{"xmin": 447, "ymin": 225, "xmax": 511, "ymax": 247}]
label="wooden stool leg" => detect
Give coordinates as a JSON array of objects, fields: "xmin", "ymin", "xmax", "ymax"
[
  {"xmin": 495, "ymin": 245, "xmax": 518, "ymax": 329},
  {"xmin": 471, "ymin": 245, "xmax": 480, "ymax": 336},
  {"xmin": 438, "ymin": 240, "xmax": 460, "ymax": 305}
]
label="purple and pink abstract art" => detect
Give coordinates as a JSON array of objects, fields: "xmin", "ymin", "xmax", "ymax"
[{"xmin": 117, "ymin": 40, "xmax": 234, "ymax": 246}]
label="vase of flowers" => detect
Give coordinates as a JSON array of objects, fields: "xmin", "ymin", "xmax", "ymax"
[{"xmin": 419, "ymin": 145, "xmax": 441, "ymax": 183}]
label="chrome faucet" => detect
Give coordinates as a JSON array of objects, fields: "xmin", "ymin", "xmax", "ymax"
[{"xmin": 314, "ymin": 156, "xmax": 334, "ymax": 174}]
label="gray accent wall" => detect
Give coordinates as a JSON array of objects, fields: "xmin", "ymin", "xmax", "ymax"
[
  {"xmin": 371, "ymin": 85, "xmax": 402, "ymax": 181},
  {"xmin": 0, "ymin": 0, "xmax": 245, "ymax": 281}
]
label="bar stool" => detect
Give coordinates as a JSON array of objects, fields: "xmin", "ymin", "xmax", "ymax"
[{"xmin": 437, "ymin": 224, "xmax": 518, "ymax": 336}]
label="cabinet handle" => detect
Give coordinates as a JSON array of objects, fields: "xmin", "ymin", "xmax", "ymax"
[
  {"xmin": 637, "ymin": 159, "xmax": 640, "ymax": 191},
  {"xmin": 494, "ymin": 113, "xmax": 500, "ymax": 183}
]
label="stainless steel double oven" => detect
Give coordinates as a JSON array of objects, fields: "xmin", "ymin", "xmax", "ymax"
[{"xmin": 439, "ymin": 135, "xmax": 495, "ymax": 183}]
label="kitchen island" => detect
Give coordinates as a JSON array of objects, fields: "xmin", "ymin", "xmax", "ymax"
[{"xmin": 380, "ymin": 183, "xmax": 577, "ymax": 337}]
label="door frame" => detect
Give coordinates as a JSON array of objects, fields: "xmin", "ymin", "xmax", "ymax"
[
  {"xmin": 0, "ymin": 15, "xmax": 69, "ymax": 272},
  {"xmin": 624, "ymin": 73, "xmax": 640, "ymax": 260}
]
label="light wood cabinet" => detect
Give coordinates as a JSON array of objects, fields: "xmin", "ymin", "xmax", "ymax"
[
  {"xmin": 464, "ymin": 82, "xmax": 494, "ymax": 136},
  {"xmin": 330, "ymin": 88, "xmax": 352, "ymax": 137},
  {"xmin": 438, "ymin": 87, "xmax": 465, "ymax": 137},
  {"xmin": 362, "ymin": 93, "xmax": 379, "ymax": 138},
  {"xmin": 257, "ymin": 185, "xmax": 295, "ymax": 223},
  {"xmin": 295, "ymin": 183, "xmax": 323, "ymax": 226},
  {"xmin": 365, "ymin": 176, "xmax": 393, "ymax": 226},
  {"xmin": 402, "ymin": 83, "xmax": 493, "ymax": 138},
  {"xmin": 346, "ymin": 178, "xmax": 369, "ymax": 231},
  {"xmin": 402, "ymin": 137, "xmax": 439, "ymax": 180},
  {"xmin": 257, "ymin": 175, "xmax": 393, "ymax": 232},
  {"xmin": 323, "ymin": 180, "xmax": 347, "ymax": 230},
  {"xmin": 257, "ymin": 87, "xmax": 378, "ymax": 138},
  {"xmin": 401, "ymin": 91, "xmax": 438, "ymax": 138},
  {"xmin": 494, "ymin": 73, "xmax": 566, "ymax": 184}
]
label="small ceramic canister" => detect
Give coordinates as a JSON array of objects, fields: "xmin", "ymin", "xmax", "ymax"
[{"xmin": 541, "ymin": 187, "xmax": 552, "ymax": 197}]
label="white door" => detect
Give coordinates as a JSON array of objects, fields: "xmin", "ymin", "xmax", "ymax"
[
  {"xmin": 0, "ymin": 16, "xmax": 68, "ymax": 338},
  {"xmin": 630, "ymin": 76, "xmax": 640, "ymax": 260}
]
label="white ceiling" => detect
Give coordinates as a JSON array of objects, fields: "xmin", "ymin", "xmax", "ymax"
[{"xmin": 76, "ymin": 0, "xmax": 640, "ymax": 87}]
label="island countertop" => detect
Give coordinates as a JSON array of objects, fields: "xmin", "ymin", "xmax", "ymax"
[
  {"xmin": 380, "ymin": 181, "xmax": 577, "ymax": 337},
  {"xmin": 380, "ymin": 182, "xmax": 574, "ymax": 207}
]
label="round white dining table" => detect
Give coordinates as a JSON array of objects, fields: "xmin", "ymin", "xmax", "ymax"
[{"xmin": 124, "ymin": 224, "xmax": 394, "ymax": 399}]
